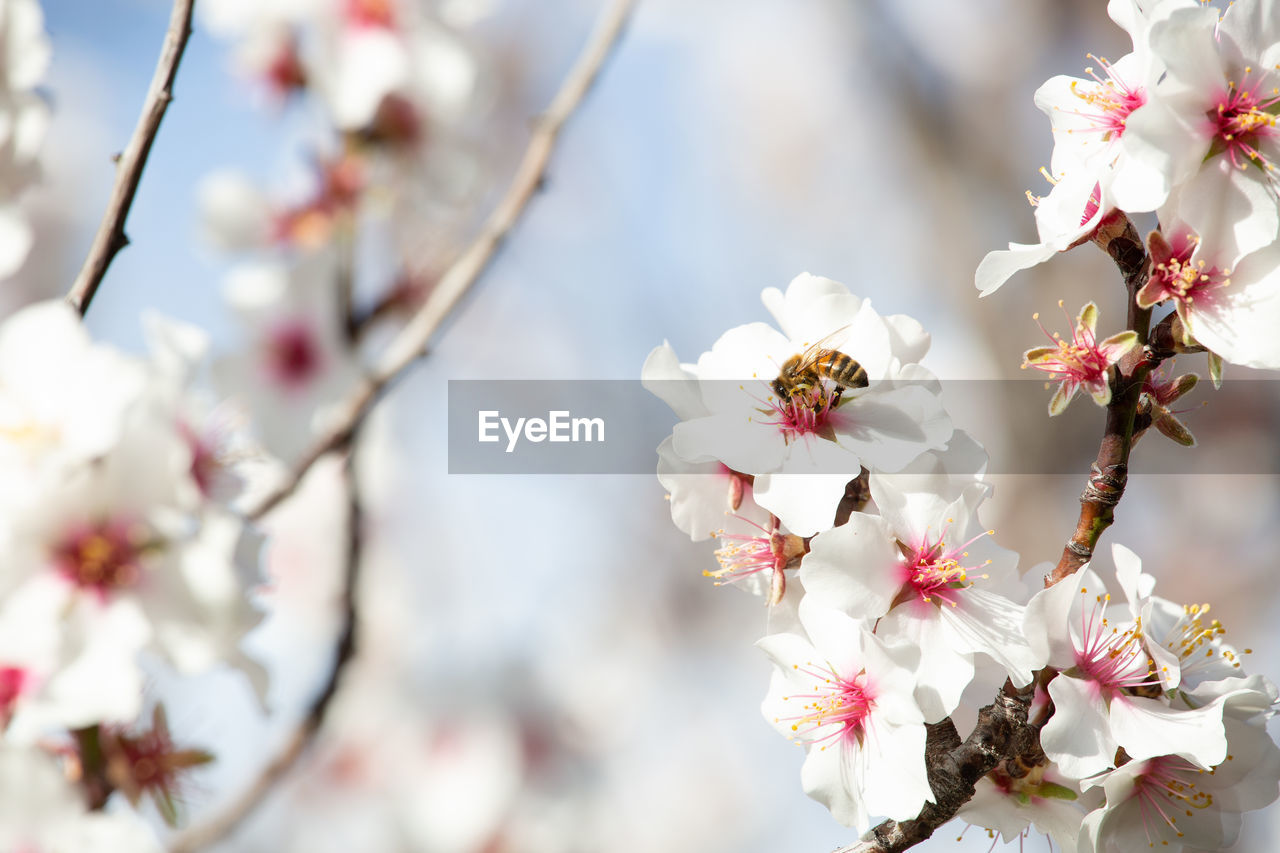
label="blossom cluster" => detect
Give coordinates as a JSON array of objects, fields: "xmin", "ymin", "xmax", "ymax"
[
  {"xmin": 0, "ymin": 301, "xmax": 265, "ymax": 846},
  {"xmin": 648, "ymin": 273, "xmax": 1280, "ymax": 851},
  {"xmin": 979, "ymin": 0, "xmax": 1280, "ymax": 372},
  {"xmin": 194, "ymin": 0, "xmax": 498, "ymax": 466}
]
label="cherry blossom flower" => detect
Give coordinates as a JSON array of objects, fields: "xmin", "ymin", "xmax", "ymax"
[
  {"xmin": 1032, "ymin": 0, "xmax": 1197, "ymax": 213},
  {"xmin": 1122, "ymin": 0, "xmax": 1280, "ymax": 261},
  {"xmin": 667, "ymin": 274, "xmax": 951, "ymax": 536},
  {"xmin": 215, "ymin": 251, "xmax": 361, "ymax": 463},
  {"xmin": 1023, "ymin": 563, "xmax": 1231, "ymax": 780},
  {"xmin": 1078, "ymin": 682, "xmax": 1280, "ymax": 853},
  {"xmin": 798, "ymin": 469, "xmax": 1036, "ymax": 722},
  {"xmin": 645, "ymin": 343, "xmax": 808, "ymax": 604},
  {"xmin": 975, "ymin": 163, "xmax": 1112, "ymax": 296},
  {"xmin": 1023, "ymin": 301, "xmax": 1138, "ymax": 415},
  {"xmin": 1142, "ymin": 222, "xmax": 1280, "ymax": 369},
  {"xmin": 758, "ymin": 600, "xmax": 932, "ymax": 831},
  {"xmin": 1112, "ymin": 543, "xmax": 1254, "ymax": 694}
]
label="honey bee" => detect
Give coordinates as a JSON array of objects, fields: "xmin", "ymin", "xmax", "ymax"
[{"xmin": 771, "ymin": 325, "xmax": 868, "ymax": 404}]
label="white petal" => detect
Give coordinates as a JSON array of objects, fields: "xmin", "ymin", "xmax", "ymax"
[
  {"xmin": 941, "ymin": 588, "xmax": 1037, "ymax": 687},
  {"xmin": 798, "ymin": 513, "xmax": 901, "ymax": 620},
  {"xmin": 1107, "ymin": 694, "xmax": 1226, "ymax": 769},
  {"xmin": 1041, "ymin": 676, "xmax": 1117, "ymax": 780},
  {"xmin": 878, "ymin": 605, "xmax": 973, "ymax": 722},
  {"xmin": 1189, "ymin": 242, "xmax": 1280, "ymax": 368},
  {"xmin": 829, "ymin": 384, "xmax": 952, "ymax": 472},
  {"xmin": 800, "ymin": 738, "xmax": 870, "ymax": 831},
  {"xmin": 641, "ymin": 342, "xmax": 705, "ymax": 419},
  {"xmin": 861, "ymin": 719, "xmax": 932, "ymax": 822},
  {"xmin": 976, "ymin": 242, "xmax": 1059, "ymax": 296}
]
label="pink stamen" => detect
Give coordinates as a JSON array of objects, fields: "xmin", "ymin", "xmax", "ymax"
[
  {"xmin": 1145, "ymin": 233, "xmax": 1230, "ymax": 311},
  {"xmin": 1130, "ymin": 755, "xmax": 1215, "ymax": 846},
  {"xmin": 899, "ymin": 521, "xmax": 992, "ymax": 609},
  {"xmin": 1072, "ymin": 588, "xmax": 1161, "ymax": 697},
  {"xmin": 51, "ymin": 520, "xmax": 148, "ymax": 596},
  {"xmin": 1065, "ymin": 54, "xmax": 1146, "ymax": 141},
  {"xmin": 775, "ymin": 662, "xmax": 876, "ymax": 748},
  {"xmin": 1023, "ymin": 303, "xmax": 1120, "ymax": 403}
]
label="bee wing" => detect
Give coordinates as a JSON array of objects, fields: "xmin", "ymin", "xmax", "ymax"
[{"xmin": 792, "ymin": 324, "xmax": 853, "ymax": 371}]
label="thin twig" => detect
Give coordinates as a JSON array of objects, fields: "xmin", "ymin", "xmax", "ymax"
[
  {"xmin": 171, "ymin": 445, "xmax": 363, "ymax": 853},
  {"xmin": 66, "ymin": 0, "xmax": 196, "ymax": 315},
  {"xmin": 174, "ymin": 3, "xmax": 636, "ymax": 846},
  {"xmin": 244, "ymin": 0, "xmax": 636, "ymax": 521},
  {"xmin": 1046, "ymin": 214, "xmax": 1153, "ymax": 585}
]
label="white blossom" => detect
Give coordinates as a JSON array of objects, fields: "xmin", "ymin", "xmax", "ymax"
[{"xmin": 758, "ymin": 599, "xmax": 932, "ymax": 831}]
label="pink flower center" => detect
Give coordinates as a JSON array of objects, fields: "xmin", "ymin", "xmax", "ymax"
[
  {"xmin": 898, "ymin": 523, "xmax": 991, "ymax": 609},
  {"xmin": 1068, "ymin": 55, "xmax": 1146, "ymax": 140},
  {"xmin": 1212, "ymin": 70, "xmax": 1280, "ymax": 172},
  {"xmin": 1149, "ymin": 238, "xmax": 1230, "ymax": 308},
  {"xmin": 1070, "ymin": 587, "xmax": 1160, "ymax": 698},
  {"xmin": 264, "ymin": 320, "xmax": 325, "ymax": 390},
  {"xmin": 1130, "ymin": 755, "xmax": 1216, "ymax": 845},
  {"xmin": 759, "ymin": 384, "xmax": 835, "ymax": 444},
  {"xmin": 52, "ymin": 521, "xmax": 147, "ymax": 594},
  {"xmin": 777, "ymin": 664, "xmax": 876, "ymax": 747}
]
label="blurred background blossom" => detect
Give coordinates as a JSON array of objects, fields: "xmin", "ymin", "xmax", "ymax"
[{"xmin": 13, "ymin": 0, "xmax": 1280, "ymax": 849}]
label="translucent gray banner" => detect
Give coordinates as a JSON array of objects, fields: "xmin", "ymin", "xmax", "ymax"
[{"xmin": 447, "ymin": 379, "xmax": 1280, "ymax": 475}]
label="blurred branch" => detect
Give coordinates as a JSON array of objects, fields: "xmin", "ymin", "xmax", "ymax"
[
  {"xmin": 66, "ymin": 0, "xmax": 196, "ymax": 316},
  {"xmin": 835, "ymin": 683, "xmax": 1037, "ymax": 853},
  {"xmin": 171, "ymin": 445, "xmax": 364, "ymax": 853},
  {"xmin": 244, "ymin": 0, "xmax": 636, "ymax": 521},
  {"xmin": 173, "ymin": 3, "xmax": 638, "ymax": 846},
  {"xmin": 1046, "ymin": 214, "xmax": 1153, "ymax": 585}
]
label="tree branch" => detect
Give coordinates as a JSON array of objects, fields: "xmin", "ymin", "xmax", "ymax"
[
  {"xmin": 171, "ymin": 444, "xmax": 363, "ymax": 853},
  {"xmin": 834, "ymin": 683, "xmax": 1037, "ymax": 853},
  {"xmin": 244, "ymin": 0, "xmax": 636, "ymax": 521},
  {"xmin": 837, "ymin": 215, "xmax": 1162, "ymax": 852},
  {"xmin": 66, "ymin": 0, "xmax": 196, "ymax": 315},
  {"xmin": 1046, "ymin": 214, "xmax": 1153, "ymax": 585}
]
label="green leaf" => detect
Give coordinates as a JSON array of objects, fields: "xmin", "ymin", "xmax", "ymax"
[{"xmin": 1036, "ymin": 781, "xmax": 1079, "ymax": 801}]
